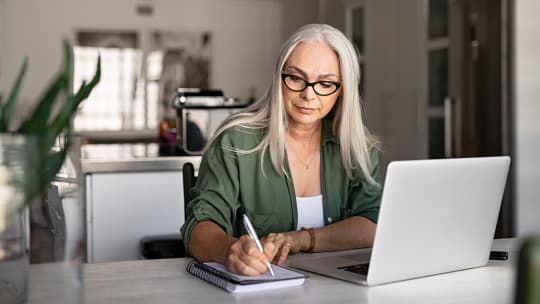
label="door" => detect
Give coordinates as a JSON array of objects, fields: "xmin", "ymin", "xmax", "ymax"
[
  {"xmin": 446, "ymin": 0, "xmax": 512, "ymax": 237},
  {"xmin": 447, "ymin": 0, "xmax": 504, "ymax": 158}
]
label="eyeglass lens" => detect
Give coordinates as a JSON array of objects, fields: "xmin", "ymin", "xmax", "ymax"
[{"xmin": 282, "ymin": 74, "xmax": 339, "ymax": 96}]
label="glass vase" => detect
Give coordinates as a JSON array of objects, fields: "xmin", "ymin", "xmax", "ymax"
[
  {"xmin": 28, "ymin": 135, "xmax": 84, "ymax": 303},
  {"xmin": 0, "ymin": 135, "xmax": 32, "ymax": 304},
  {"xmin": 0, "ymin": 134, "xmax": 85, "ymax": 304}
]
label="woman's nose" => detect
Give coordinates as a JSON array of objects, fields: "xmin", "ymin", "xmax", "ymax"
[{"xmin": 301, "ymin": 85, "xmax": 317, "ymax": 100}]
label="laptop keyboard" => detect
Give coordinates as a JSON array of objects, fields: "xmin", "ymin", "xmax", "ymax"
[{"xmin": 337, "ymin": 263, "xmax": 370, "ymax": 275}]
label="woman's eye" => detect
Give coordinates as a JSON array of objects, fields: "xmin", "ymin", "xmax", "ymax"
[
  {"xmin": 289, "ymin": 76, "xmax": 303, "ymax": 82},
  {"xmin": 319, "ymin": 81, "xmax": 334, "ymax": 88}
]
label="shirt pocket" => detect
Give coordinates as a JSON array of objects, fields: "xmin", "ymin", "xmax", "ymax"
[{"xmin": 250, "ymin": 213, "xmax": 279, "ymax": 237}]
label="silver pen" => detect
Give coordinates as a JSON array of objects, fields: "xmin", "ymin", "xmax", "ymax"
[{"xmin": 242, "ymin": 214, "xmax": 275, "ymax": 277}]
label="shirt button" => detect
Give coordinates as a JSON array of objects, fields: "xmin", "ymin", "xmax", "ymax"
[{"xmin": 327, "ymin": 217, "xmax": 333, "ymax": 223}]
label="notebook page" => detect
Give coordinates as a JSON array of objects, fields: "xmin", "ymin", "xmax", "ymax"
[{"xmin": 204, "ymin": 262, "xmax": 304, "ymax": 282}]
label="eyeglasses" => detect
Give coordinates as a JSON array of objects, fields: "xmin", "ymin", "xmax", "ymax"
[{"xmin": 281, "ymin": 73, "xmax": 341, "ymax": 96}]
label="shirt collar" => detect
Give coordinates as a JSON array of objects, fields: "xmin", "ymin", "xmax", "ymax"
[{"xmin": 322, "ymin": 114, "xmax": 338, "ymax": 145}]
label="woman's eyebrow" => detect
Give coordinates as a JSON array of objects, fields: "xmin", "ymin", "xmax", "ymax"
[
  {"xmin": 284, "ymin": 65, "xmax": 339, "ymax": 80},
  {"xmin": 284, "ymin": 66, "xmax": 307, "ymax": 77}
]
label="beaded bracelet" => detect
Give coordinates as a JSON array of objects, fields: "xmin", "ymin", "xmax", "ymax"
[{"xmin": 301, "ymin": 227, "xmax": 316, "ymax": 252}]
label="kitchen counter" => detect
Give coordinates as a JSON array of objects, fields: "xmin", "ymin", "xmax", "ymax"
[
  {"xmin": 81, "ymin": 143, "xmax": 201, "ymax": 262},
  {"xmin": 81, "ymin": 143, "xmax": 201, "ymax": 174}
]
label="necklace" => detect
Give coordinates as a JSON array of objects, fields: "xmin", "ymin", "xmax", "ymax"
[
  {"xmin": 286, "ymin": 128, "xmax": 320, "ymax": 170},
  {"xmin": 293, "ymin": 148, "xmax": 317, "ymax": 170}
]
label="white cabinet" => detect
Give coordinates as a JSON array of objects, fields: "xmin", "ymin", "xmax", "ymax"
[{"xmin": 85, "ymin": 171, "xmax": 184, "ymax": 263}]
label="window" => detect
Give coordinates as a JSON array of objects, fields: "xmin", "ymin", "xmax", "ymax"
[
  {"xmin": 73, "ymin": 30, "xmax": 211, "ymax": 136},
  {"xmin": 73, "ymin": 46, "xmax": 153, "ymax": 131},
  {"xmin": 73, "ymin": 31, "xmax": 156, "ymax": 132}
]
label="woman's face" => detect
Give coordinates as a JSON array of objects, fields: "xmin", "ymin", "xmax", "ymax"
[{"xmin": 282, "ymin": 41, "xmax": 341, "ymax": 128}]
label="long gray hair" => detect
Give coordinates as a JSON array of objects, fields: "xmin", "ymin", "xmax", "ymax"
[{"xmin": 207, "ymin": 24, "xmax": 378, "ymax": 185}]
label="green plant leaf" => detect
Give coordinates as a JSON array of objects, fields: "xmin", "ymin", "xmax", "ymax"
[
  {"xmin": 18, "ymin": 74, "xmax": 69, "ymax": 134},
  {"xmin": 3, "ymin": 40, "xmax": 100, "ymax": 207},
  {"xmin": 0, "ymin": 57, "xmax": 28, "ymax": 132},
  {"xmin": 48, "ymin": 55, "xmax": 101, "ymax": 141},
  {"xmin": 18, "ymin": 42, "xmax": 72, "ymax": 134},
  {"xmin": 23, "ymin": 140, "xmax": 70, "ymax": 207}
]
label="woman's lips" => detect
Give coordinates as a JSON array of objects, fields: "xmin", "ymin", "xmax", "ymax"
[{"xmin": 295, "ymin": 104, "xmax": 315, "ymax": 114}]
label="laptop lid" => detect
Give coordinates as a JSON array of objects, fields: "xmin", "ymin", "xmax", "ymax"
[
  {"xmin": 367, "ymin": 156, "xmax": 510, "ymax": 285},
  {"xmin": 289, "ymin": 156, "xmax": 510, "ymax": 286}
]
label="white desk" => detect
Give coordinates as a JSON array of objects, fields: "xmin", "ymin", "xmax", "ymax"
[{"xmin": 28, "ymin": 238, "xmax": 520, "ymax": 304}]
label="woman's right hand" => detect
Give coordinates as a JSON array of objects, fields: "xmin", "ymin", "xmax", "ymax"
[{"xmin": 224, "ymin": 235, "xmax": 278, "ymax": 276}]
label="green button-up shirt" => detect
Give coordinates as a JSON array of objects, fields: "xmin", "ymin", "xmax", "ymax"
[{"xmin": 181, "ymin": 118, "xmax": 382, "ymax": 250}]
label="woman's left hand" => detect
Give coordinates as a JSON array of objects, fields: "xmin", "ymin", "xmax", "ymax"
[{"xmin": 262, "ymin": 231, "xmax": 305, "ymax": 265}]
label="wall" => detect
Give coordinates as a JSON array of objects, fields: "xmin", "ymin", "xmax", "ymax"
[
  {"xmin": 0, "ymin": 0, "xmax": 283, "ymax": 122},
  {"xmin": 0, "ymin": 0, "xmax": 4, "ymax": 78},
  {"xmin": 514, "ymin": 0, "xmax": 540, "ymax": 236},
  {"xmin": 281, "ymin": 0, "xmax": 318, "ymax": 38},
  {"xmin": 281, "ymin": 0, "xmax": 347, "ymax": 41},
  {"xmin": 0, "ymin": 0, "xmax": 10, "ymax": 104},
  {"xmin": 325, "ymin": 0, "xmax": 346, "ymax": 32},
  {"xmin": 343, "ymin": 0, "xmax": 425, "ymax": 175}
]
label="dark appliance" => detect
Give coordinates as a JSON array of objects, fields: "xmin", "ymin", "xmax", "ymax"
[{"xmin": 173, "ymin": 88, "xmax": 249, "ymax": 155}]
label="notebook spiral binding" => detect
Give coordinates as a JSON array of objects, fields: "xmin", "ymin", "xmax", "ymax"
[{"xmin": 187, "ymin": 261, "xmax": 230, "ymax": 291}]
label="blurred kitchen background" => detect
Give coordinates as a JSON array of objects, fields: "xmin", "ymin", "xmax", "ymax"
[{"xmin": 0, "ymin": 0, "xmax": 538, "ymax": 263}]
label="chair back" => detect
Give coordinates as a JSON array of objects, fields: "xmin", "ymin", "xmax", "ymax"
[{"xmin": 182, "ymin": 162, "xmax": 197, "ymax": 216}]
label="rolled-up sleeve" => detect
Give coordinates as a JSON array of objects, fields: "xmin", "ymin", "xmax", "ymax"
[
  {"xmin": 348, "ymin": 148, "xmax": 383, "ymax": 223},
  {"xmin": 180, "ymin": 133, "xmax": 242, "ymax": 252}
]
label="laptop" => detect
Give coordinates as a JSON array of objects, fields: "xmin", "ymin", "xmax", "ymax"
[{"xmin": 288, "ymin": 156, "xmax": 511, "ymax": 286}]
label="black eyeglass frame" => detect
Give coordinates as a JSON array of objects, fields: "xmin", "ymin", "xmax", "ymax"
[{"xmin": 280, "ymin": 73, "xmax": 341, "ymax": 96}]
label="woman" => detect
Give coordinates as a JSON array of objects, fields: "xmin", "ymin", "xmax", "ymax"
[{"xmin": 181, "ymin": 24, "xmax": 382, "ymax": 276}]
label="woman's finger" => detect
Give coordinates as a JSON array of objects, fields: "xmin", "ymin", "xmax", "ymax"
[
  {"xmin": 227, "ymin": 253, "xmax": 263, "ymax": 276},
  {"xmin": 226, "ymin": 236, "xmax": 270, "ymax": 275},
  {"xmin": 240, "ymin": 235, "xmax": 272, "ymax": 271},
  {"xmin": 276, "ymin": 242, "xmax": 292, "ymax": 265},
  {"xmin": 262, "ymin": 237, "xmax": 280, "ymax": 260}
]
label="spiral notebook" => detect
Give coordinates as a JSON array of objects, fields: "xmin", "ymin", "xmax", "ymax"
[{"xmin": 186, "ymin": 260, "xmax": 306, "ymax": 293}]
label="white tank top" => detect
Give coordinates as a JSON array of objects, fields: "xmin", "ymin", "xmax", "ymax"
[{"xmin": 296, "ymin": 195, "xmax": 324, "ymax": 230}]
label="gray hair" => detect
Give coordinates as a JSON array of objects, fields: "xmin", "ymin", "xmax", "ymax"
[{"xmin": 207, "ymin": 24, "xmax": 378, "ymax": 185}]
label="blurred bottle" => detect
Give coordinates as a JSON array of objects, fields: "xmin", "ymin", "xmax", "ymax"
[
  {"xmin": 158, "ymin": 117, "xmax": 177, "ymax": 156},
  {"xmin": 515, "ymin": 238, "xmax": 540, "ymax": 304}
]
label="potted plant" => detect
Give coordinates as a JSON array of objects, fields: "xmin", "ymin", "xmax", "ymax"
[{"xmin": 0, "ymin": 40, "xmax": 100, "ymax": 303}]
